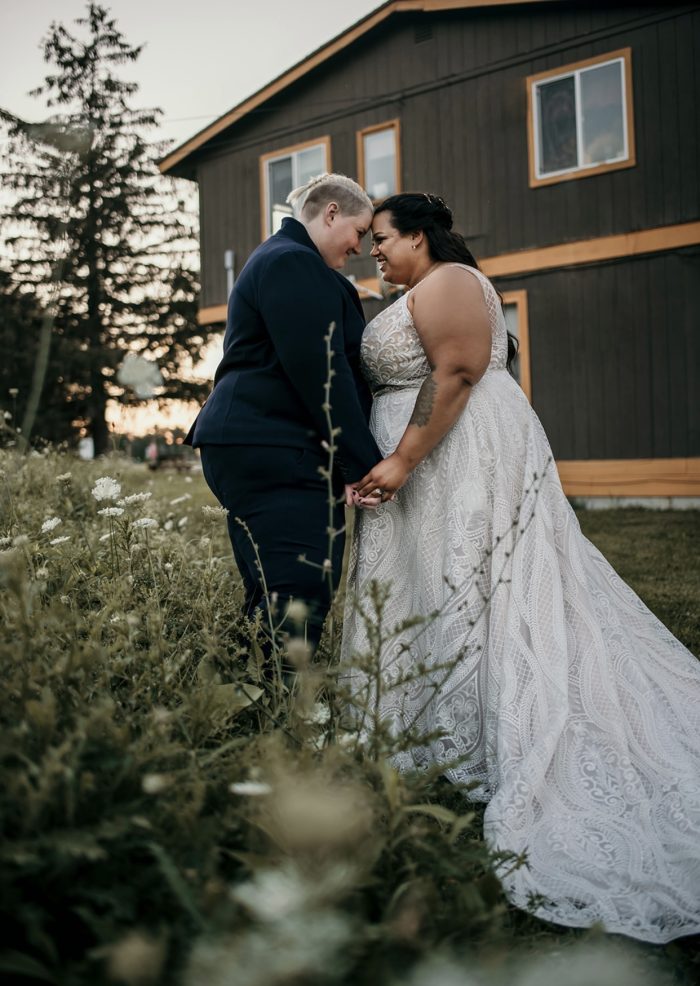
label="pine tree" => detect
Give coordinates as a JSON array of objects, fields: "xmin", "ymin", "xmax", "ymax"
[{"xmin": 0, "ymin": 2, "xmax": 209, "ymax": 454}]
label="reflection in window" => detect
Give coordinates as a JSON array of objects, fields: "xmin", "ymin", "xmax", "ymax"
[
  {"xmin": 530, "ymin": 52, "xmax": 632, "ymax": 182},
  {"xmin": 358, "ymin": 121, "xmax": 400, "ymax": 201},
  {"xmin": 263, "ymin": 141, "xmax": 327, "ymax": 236}
]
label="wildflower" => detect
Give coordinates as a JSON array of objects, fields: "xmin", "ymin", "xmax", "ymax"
[
  {"xmin": 35, "ymin": 567, "xmax": 49, "ymax": 580},
  {"xmin": 98, "ymin": 506, "xmax": 124, "ymax": 517},
  {"xmin": 202, "ymin": 504, "xmax": 228, "ymax": 517},
  {"xmin": 119, "ymin": 491, "xmax": 152, "ymax": 505},
  {"xmin": 60, "ymin": 595, "xmax": 70, "ymax": 605},
  {"xmin": 8, "ymin": 388, "xmax": 18, "ymax": 397},
  {"xmin": 0, "ymin": 537, "xmax": 11, "ymax": 548},
  {"xmin": 92, "ymin": 476, "xmax": 121, "ymax": 501},
  {"xmin": 163, "ymin": 519, "xmax": 174, "ymax": 531},
  {"xmin": 99, "ymin": 532, "xmax": 112, "ymax": 542},
  {"xmin": 169, "ymin": 494, "xmax": 191, "ymax": 505},
  {"xmin": 177, "ymin": 516, "xmax": 188, "ymax": 529},
  {"xmin": 41, "ymin": 516, "xmax": 62, "ymax": 533},
  {"xmin": 163, "ymin": 562, "xmax": 173, "ymax": 573},
  {"xmin": 49, "ymin": 535, "xmax": 71, "ymax": 546},
  {"xmin": 110, "ymin": 614, "xmax": 123, "ymax": 624},
  {"xmin": 142, "ymin": 773, "xmax": 169, "ymax": 794},
  {"xmin": 104, "ymin": 931, "xmax": 166, "ymax": 986},
  {"xmin": 12, "ymin": 535, "xmax": 29, "ymax": 547},
  {"xmin": 117, "ymin": 353, "xmax": 163, "ymax": 399},
  {"xmin": 56, "ymin": 472, "xmax": 71, "ymax": 483},
  {"xmin": 3, "ymin": 411, "xmax": 10, "ymax": 421},
  {"xmin": 229, "ymin": 781, "xmax": 273, "ymax": 797},
  {"xmin": 132, "ymin": 517, "xmax": 158, "ymax": 529}
]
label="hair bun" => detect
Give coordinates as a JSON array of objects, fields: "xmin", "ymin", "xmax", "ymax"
[{"xmin": 428, "ymin": 194, "xmax": 453, "ymax": 230}]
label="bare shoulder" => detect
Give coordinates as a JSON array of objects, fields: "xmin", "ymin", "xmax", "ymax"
[{"xmin": 411, "ymin": 264, "xmax": 488, "ymax": 323}]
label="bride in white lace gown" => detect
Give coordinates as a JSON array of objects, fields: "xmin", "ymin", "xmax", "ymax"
[{"xmin": 342, "ymin": 193, "xmax": 700, "ymax": 943}]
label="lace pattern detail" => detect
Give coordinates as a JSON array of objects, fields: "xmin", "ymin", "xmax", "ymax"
[{"xmin": 342, "ymin": 266, "xmax": 700, "ymax": 943}]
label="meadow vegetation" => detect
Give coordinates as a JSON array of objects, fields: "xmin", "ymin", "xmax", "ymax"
[{"xmin": 0, "ymin": 449, "xmax": 697, "ymax": 985}]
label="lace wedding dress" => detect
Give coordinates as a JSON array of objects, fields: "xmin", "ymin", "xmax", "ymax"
[{"xmin": 341, "ymin": 263, "xmax": 700, "ymax": 943}]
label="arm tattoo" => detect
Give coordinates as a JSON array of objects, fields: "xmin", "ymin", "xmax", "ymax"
[{"xmin": 409, "ymin": 374, "xmax": 437, "ymax": 427}]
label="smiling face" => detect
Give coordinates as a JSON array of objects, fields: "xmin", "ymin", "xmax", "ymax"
[
  {"xmin": 370, "ymin": 211, "xmax": 420, "ymax": 285},
  {"xmin": 313, "ymin": 204, "xmax": 373, "ymax": 270}
]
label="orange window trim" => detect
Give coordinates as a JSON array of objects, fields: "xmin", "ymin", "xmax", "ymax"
[
  {"xmin": 259, "ymin": 135, "xmax": 332, "ymax": 240},
  {"xmin": 356, "ymin": 119, "xmax": 402, "ymax": 202},
  {"xmin": 526, "ymin": 47, "xmax": 636, "ymax": 189}
]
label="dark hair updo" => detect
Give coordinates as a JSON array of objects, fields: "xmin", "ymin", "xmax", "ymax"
[{"xmin": 374, "ymin": 192, "xmax": 517, "ymax": 369}]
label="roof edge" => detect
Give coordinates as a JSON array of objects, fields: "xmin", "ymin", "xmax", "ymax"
[{"xmin": 159, "ymin": 0, "xmax": 558, "ymax": 176}]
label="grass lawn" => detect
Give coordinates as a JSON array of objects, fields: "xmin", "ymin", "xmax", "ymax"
[{"xmin": 575, "ymin": 507, "xmax": 699, "ymax": 656}]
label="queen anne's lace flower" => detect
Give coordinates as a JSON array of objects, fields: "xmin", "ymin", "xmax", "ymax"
[
  {"xmin": 49, "ymin": 536, "xmax": 71, "ymax": 545},
  {"xmin": 170, "ymin": 494, "xmax": 191, "ymax": 505},
  {"xmin": 98, "ymin": 506, "xmax": 124, "ymax": 518},
  {"xmin": 41, "ymin": 517, "xmax": 62, "ymax": 533},
  {"xmin": 229, "ymin": 781, "xmax": 272, "ymax": 797},
  {"xmin": 92, "ymin": 477, "xmax": 121, "ymax": 501},
  {"xmin": 202, "ymin": 504, "xmax": 228, "ymax": 517},
  {"xmin": 119, "ymin": 492, "xmax": 152, "ymax": 505},
  {"xmin": 132, "ymin": 517, "xmax": 157, "ymax": 529}
]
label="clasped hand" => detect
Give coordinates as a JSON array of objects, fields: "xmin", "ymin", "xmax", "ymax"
[{"xmin": 344, "ymin": 452, "xmax": 410, "ymax": 509}]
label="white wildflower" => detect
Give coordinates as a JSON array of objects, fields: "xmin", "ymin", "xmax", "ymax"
[
  {"xmin": 119, "ymin": 491, "xmax": 152, "ymax": 505},
  {"xmin": 110, "ymin": 614, "xmax": 123, "ymax": 624},
  {"xmin": 201, "ymin": 504, "xmax": 228, "ymax": 517},
  {"xmin": 117, "ymin": 353, "xmax": 163, "ymax": 399},
  {"xmin": 99, "ymin": 532, "xmax": 112, "ymax": 542},
  {"xmin": 92, "ymin": 476, "xmax": 121, "ymax": 501},
  {"xmin": 142, "ymin": 773, "xmax": 169, "ymax": 795},
  {"xmin": 169, "ymin": 494, "xmax": 191, "ymax": 505},
  {"xmin": 41, "ymin": 516, "xmax": 62, "ymax": 533},
  {"xmin": 60, "ymin": 595, "xmax": 70, "ymax": 605},
  {"xmin": 56, "ymin": 472, "xmax": 71, "ymax": 483},
  {"xmin": 132, "ymin": 517, "xmax": 157, "ymax": 529},
  {"xmin": 126, "ymin": 613, "xmax": 139, "ymax": 627},
  {"xmin": 0, "ymin": 537, "xmax": 11, "ymax": 548},
  {"xmin": 8, "ymin": 388, "xmax": 18, "ymax": 397},
  {"xmin": 177, "ymin": 516, "xmax": 188, "ymax": 529},
  {"xmin": 163, "ymin": 562, "xmax": 173, "ymax": 573},
  {"xmin": 12, "ymin": 535, "xmax": 29, "ymax": 547},
  {"xmin": 163, "ymin": 519, "xmax": 174, "ymax": 531},
  {"xmin": 49, "ymin": 535, "xmax": 71, "ymax": 546},
  {"xmin": 184, "ymin": 476, "xmax": 193, "ymax": 483},
  {"xmin": 3, "ymin": 411, "xmax": 11, "ymax": 421},
  {"xmin": 229, "ymin": 781, "xmax": 273, "ymax": 797},
  {"xmin": 35, "ymin": 567, "xmax": 49, "ymax": 580},
  {"xmin": 98, "ymin": 506, "xmax": 124, "ymax": 518}
]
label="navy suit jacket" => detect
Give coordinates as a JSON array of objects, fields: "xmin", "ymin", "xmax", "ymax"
[{"xmin": 187, "ymin": 218, "xmax": 381, "ymax": 482}]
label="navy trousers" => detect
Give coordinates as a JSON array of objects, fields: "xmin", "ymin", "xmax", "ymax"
[{"xmin": 200, "ymin": 444, "xmax": 345, "ymax": 648}]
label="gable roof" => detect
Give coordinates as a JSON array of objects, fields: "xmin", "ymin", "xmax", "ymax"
[{"xmin": 159, "ymin": 0, "xmax": 554, "ymax": 177}]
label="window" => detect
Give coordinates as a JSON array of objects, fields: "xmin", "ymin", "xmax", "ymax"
[
  {"xmin": 502, "ymin": 290, "xmax": 531, "ymax": 402},
  {"xmin": 527, "ymin": 49, "xmax": 635, "ymax": 187},
  {"xmin": 260, "ymin": 137, "xmax": 331, "ymax": 237},
  {"xmin": 356, "ymin": 120, "xmax": 401, "ymax": 202}
]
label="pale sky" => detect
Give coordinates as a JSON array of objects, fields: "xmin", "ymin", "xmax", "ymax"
[
  {"xmin": 2, "ymin": 0, "xmax": 382, "ymax": 435},
  {"xmin": 2, "ymin": 0, "xmax": 382, "ymax": 149}
]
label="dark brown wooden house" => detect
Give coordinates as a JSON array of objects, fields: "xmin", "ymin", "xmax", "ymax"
[{"xmin": 160, "ymin": 0, "xmax": 700, "ymax": 500}]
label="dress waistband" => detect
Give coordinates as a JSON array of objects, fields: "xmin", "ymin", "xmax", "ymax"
[{"xmin": 372, "ymin": 381, "xmax": 423, "ymax": 398}]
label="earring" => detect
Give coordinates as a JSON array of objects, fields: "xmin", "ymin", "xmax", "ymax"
[{"xmin": 412, "ymin": 245, "xmax": 417, "ymax": 250}]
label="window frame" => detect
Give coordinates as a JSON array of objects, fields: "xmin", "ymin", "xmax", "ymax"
[
  {"xmin": 259, "ymin": 136, "xmax": 332, "ymax": 239},
  {"xmin": 356, "ymin": 119, "xmax": 401, "ymax": 203},
  {"xmin": 502, "ymin": 290, "xmax": 531, "ymax": 402},
  {"xmin": 526, "ymin": 48, "xmax": 635, "ymax": 188}
]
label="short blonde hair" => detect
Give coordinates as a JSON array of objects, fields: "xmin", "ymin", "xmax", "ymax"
[{"xmin": 286, "ymin": 173, "xmax": 372, "ymax": 220}]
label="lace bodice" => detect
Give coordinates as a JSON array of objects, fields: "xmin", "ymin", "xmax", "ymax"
[{"xmin": 361, "ymin": 264, "xmax": 508, "ymax": 394}]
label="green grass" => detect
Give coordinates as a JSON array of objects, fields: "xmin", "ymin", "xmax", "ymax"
[{"xmin": 575, "ymin": 508, "xmax": 700, "ymax": 655}]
